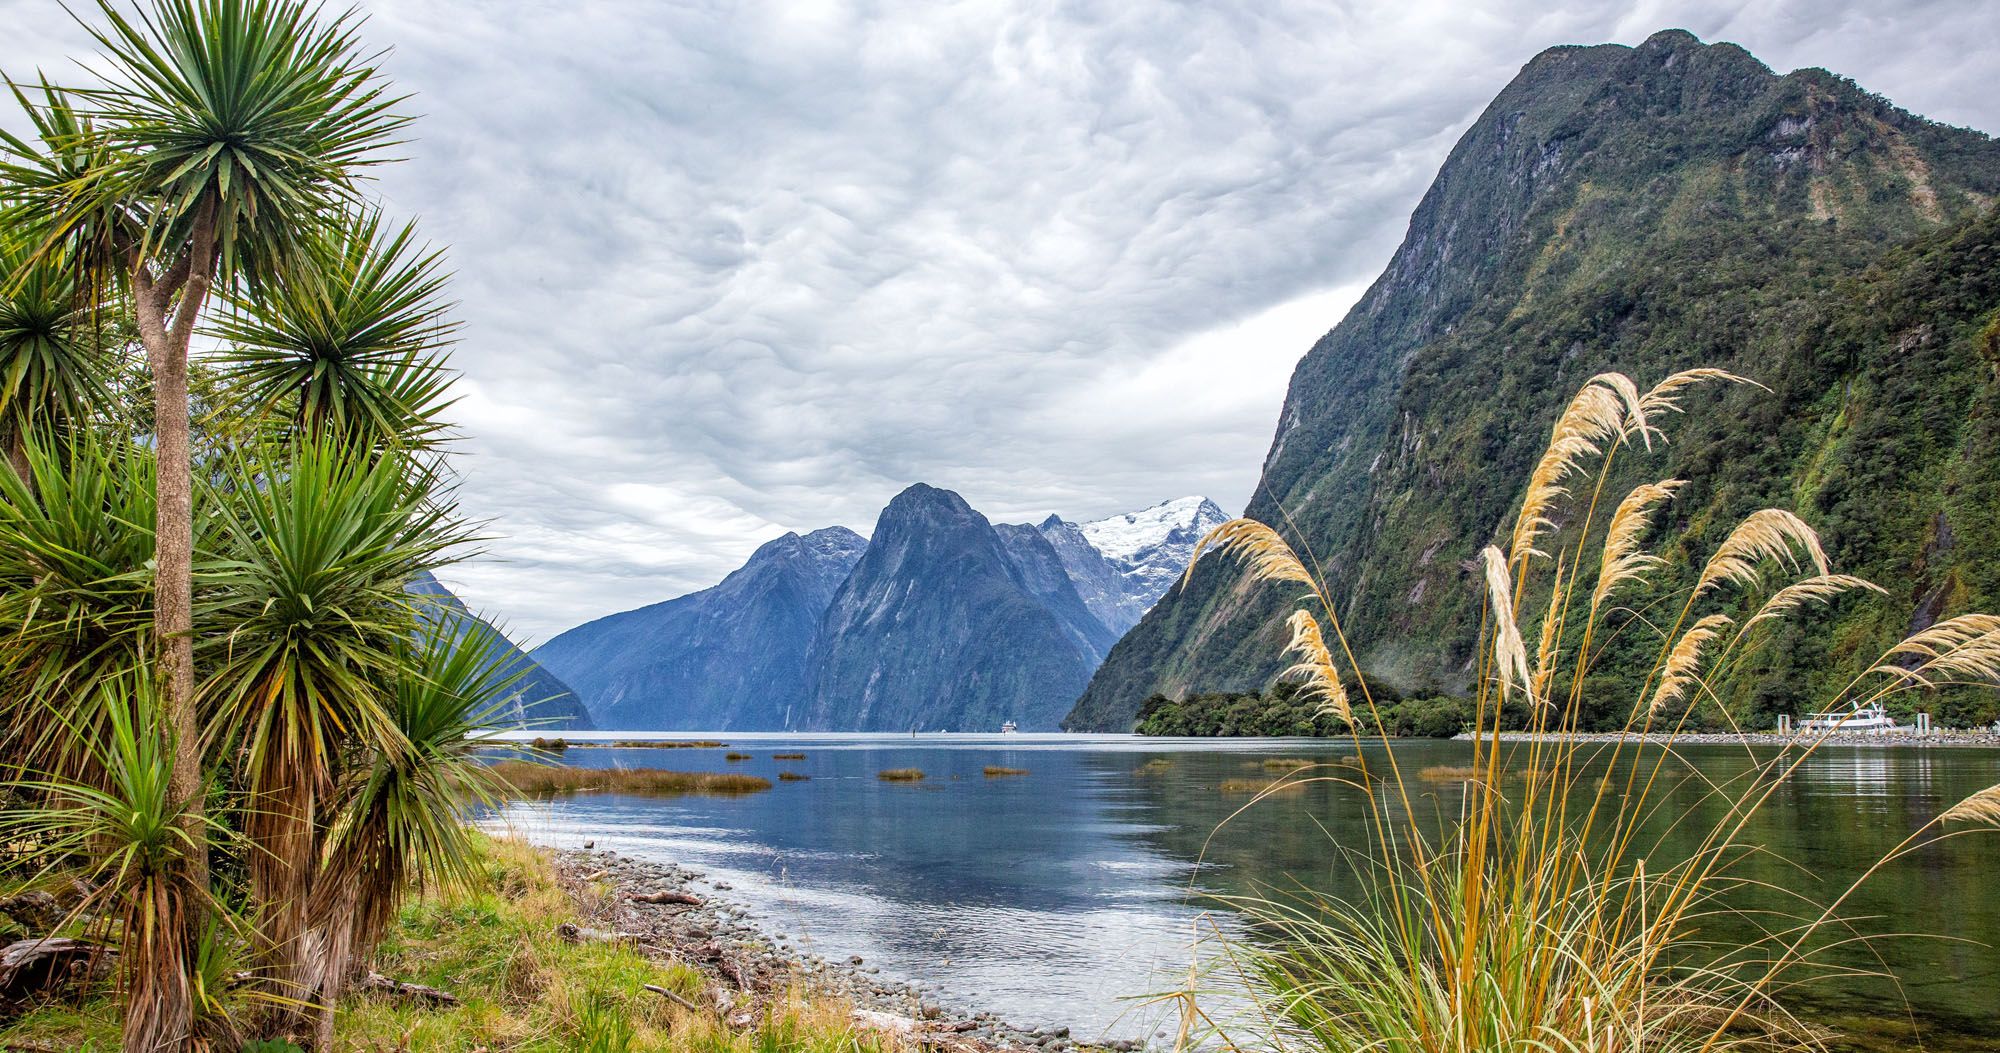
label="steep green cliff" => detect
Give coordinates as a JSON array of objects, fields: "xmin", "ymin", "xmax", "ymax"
[{"xmin": 1069, "ymin": 30, "xmax": 2000, "ymax": 731}]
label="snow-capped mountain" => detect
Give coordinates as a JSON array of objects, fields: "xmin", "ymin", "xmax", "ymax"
[{"xmin": 1036, "ymin": 496, "xmax": 1230, "ymax": 634}]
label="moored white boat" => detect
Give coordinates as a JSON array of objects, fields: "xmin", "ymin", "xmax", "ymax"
[{"xmin": 1797, "ymin": 704, "xmax": 1897, "ymax": 734}]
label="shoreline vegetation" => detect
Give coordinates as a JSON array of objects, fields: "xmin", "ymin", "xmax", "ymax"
[
  {"xmin": 1164, "ymin": 368, "xmax": 2000, "ymax": 1053},
  {"xmin": 0, "ymin": 835, "xmax": 1096, "ymax": 1052}
]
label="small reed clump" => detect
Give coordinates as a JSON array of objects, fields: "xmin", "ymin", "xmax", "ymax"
[
  {"xmin": 777, "ymin": 771, "xmax": 811, "ymax": 782},
  {"xmin": 589, "ymin": 739, "xmax": 727, "ymax": 749},
  {"xmin": 1133, "ymin": 758, "xmax": 1173, "ymax": 776},
  {"xmin": 772, "ymin": 752, "xmax": 806, "ymax": 760},
  {"xmin": 877, "ymin": 769, "xmax": 925, "ymax": 782},
  {"xmin": 529, "ymin": 737, "xmax": 567, "ymax": 751},
  {"xmin": 1219, "ymin": 777, "xmax": 1307, "ymax": 795},
  {"xmin": 724, "ymin": 752, "xmax": 752, "ymax": 761},
  {"xmin": 983, "ymin": 766, "xmax": 1029, "ymax": 777},
  {"xmin": 487, "ymin": 761, "xmax": 771, "ymax": 797},
  {"xmin": 1418, "ymin": 765, "xmax": 1481, "ymax": 782},
  {"xmin": 1261, "ymin": 757, "xmax": 1315, "ymax": 771}
]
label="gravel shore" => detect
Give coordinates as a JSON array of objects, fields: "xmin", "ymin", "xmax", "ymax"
[
  {"xmin": 1469, "ymin": 730, "xmax": 2000, "ymax": 748},
  {"xmin": 549, "ymin": 847, "xmax": 1146, "ymax": 1053}
]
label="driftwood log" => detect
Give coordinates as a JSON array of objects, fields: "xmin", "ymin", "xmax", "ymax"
[
  {"xmin": 556, "ymin": 922, "xmax": 643, "ymax": 945},
  {"xmin": 358, "ymin": 971, "xmax": 460, "ymax": 1007},
  {"xmin": 630, "ymin": 890, "xmax": 701, "ymax": 906},
  {"xmin": 0, "ymin": 937, "xmax": 101, "ymax": 1001}
]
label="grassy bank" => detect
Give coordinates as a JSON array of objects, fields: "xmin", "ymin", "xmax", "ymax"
[{"xmin": 0, "ymin": 836, "xmax": 901, "ymax": 1052}]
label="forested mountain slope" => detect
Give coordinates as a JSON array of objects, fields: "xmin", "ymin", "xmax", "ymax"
[{"xmin": 1070, "ymin": 29, "xmax": 2000, "ymax": 731}]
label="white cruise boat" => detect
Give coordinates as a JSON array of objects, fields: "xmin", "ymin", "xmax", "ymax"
[
  {"xmin": 1000, "ymin": 721, "xmax": 1018, "ymax": 734},
  {"xmin": 1798, "ymin": 704, "xmax": 1897, "ymax": 734}
]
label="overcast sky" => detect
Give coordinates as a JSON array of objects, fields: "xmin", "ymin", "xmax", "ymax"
[{"xmin": 4, "ymin": 1, "xmax": 1996, "ymax": 640}]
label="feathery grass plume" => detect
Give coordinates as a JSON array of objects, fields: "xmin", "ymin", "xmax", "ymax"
[
  {"xmin": 1529, "ymin": 561, "xmax": 1566, "ymax": 702},
  {"xmin": 1480, "ymin": 545, "xmax": 1532, "ymax": 703},
  {"xmin": 1647, "ymin": 614, "xmax": 1732, "ymax": 717},
  {"xmin": 1743, "ymin": 574, "xmax": 1886, "ymax": 629},
  {"xmin": 1693, "ymin": 509, "xmax": 1830, "ymax": 596},
  {"xmin": 1940, "ymin": 783, "xmax": 2000, "ymax": 826},
  {"xmin": 1509, "ymin": 374, "xmax": 1633, "ymax": 566},
  {"xmin": 1281, "ymin": 609, "xmax": 1351, "ymax": 724},
  {"xmin": 1868, "ymin": 613, "xmax": 2000, "ymax": 688},
  {"xmin": 1183, "ymin": 517, "xmax": 1314, "ymax": 589},
  {"xmin": 1591, "ymin": 480, "xmax": 1683, "ymax": 612},
  {"xmin": 1628, "ymin": 368, "xmax": 1756, "ymax": 446}
]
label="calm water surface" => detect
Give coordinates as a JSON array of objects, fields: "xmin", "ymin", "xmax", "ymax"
[{"xmin": 482, "ymin": 733, "xmax": 2000, "ymax": 1050}]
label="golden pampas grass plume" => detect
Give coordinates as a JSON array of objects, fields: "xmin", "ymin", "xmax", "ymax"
[
  {"xmin": 1280, "ymin": 609, "xmax": 1352, "ymax": 725},
  {"xmin": 1743, "ymin": 574, "xmax": 1886, "ymax": 629},
  {"xmin": 1694, "ymin": 509, "xmax": 1830, "ymax": 596},
  {"xmin": 1480, "ymin": 545, "xmax": 1532, "ymax": 704},
  {"xmin": 1647, "ymin": 614, "xmax": 1733, "ymax": 717},
  {"xmin": 1509, "ymin": 375, "xmax": 1634, "ymax": 567},
  {"xmin": 1870, "ymin": 613, "xmax": 2000, "ymax": 688},
  {"xmin": 1184, "ymin": 518, "xmax": 1315, "ymax": 590},
  {"xmin": 1592, "ymin": 479, "xmax": 1683, "ymax": 612},
  {"xmin": 1941, "ymin": 783, "xmax": 2000, "ymax": 826}
]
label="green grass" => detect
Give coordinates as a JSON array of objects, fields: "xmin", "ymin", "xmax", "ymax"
[
  {"xmin": 0, "ymin": 836, "xmax": 904, "ymax": 1052},
  {"xmin": 486, "ymin": 762, "xmax": 771, "ymax": 797}
]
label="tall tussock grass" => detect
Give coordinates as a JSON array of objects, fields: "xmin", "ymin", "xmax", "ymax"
[{"xmin": 1173, "ymin": 368, "xmax": 2000, "ymax": 1052}]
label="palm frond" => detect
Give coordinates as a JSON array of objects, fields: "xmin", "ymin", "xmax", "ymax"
[
  {"xmin": 211, "ymin": 204, "xmax": 458, "ymax": 449},
  {"xmin": 66, "ymin": 0, "xmax": 412, "ymax": 283}
]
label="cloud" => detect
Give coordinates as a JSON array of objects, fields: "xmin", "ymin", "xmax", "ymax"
[{"xmin": 2, "ymin": 0, "xmax": 1994, "ymax": 639}]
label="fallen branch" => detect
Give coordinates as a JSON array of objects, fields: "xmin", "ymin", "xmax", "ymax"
[
  {"xmin": 0, "ymin": 937, "xmax": 102, "ymax": 1000},
  {"xmin": 358, "ymin": 972, "xmax": 460, "ymax": 1007},
  {"xmin": 642, "ymin": 982, "xmax": 704, "ymax": 1013},
  {"xmin": 631, "ymin": 889, "xmax": 701, "ymax": 906}
]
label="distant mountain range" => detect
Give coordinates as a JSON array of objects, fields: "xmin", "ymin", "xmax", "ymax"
[
  {"xmin": 408, "ymin": 571, "xmax": 594, "ymax": 730},
  {"xmin": 532, "ymin": 490, "xmax": 1226, "ymax": 730},
  {"xmin": 528, "ymin": 527, "xmax": 868, "ymax": 731}
]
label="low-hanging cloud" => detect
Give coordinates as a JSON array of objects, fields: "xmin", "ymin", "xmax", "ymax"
[{"xmin": 3, "ymin": 0, "xmax": 1994, "ymax": 639}]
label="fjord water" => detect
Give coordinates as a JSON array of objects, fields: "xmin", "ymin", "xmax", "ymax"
[{"xmin": 486, "ymin": 735, "xmax": 2000, "ymax": 1050}]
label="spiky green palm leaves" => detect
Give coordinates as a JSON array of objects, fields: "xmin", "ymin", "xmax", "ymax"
[
  {"xmin": 200, "ymin": 437, "xmax": 469, "ymax": 1037},
  {"xmin": 213, "ymin": 208, "xmax": 456, "ymax": 450},
  {"xmin": 0, "ymin": 230, "xmax": 110, "ymax": 472},
  {"xmin": 0, "ymin": 435, "xmax": 162, "ymax": 783},
  {"xmin": 298, "ymin": 620, "xmax": 512, "ymax": 1043},
  {"xmin": 48, "ymin": 0, "xmax": 410, "ymax": 285},
  {"xmin": 3, "ymin": 0, "xmax": 415, "ymax": 946},
  {"xmin": 4, "ymin": 673, "xmax": 220, "ymax": 1053}
]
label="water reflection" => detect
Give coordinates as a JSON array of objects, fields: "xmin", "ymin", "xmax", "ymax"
[{"xmin": 483, "ymin": 735, "xmax": 2000, "ymax": 1050}]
